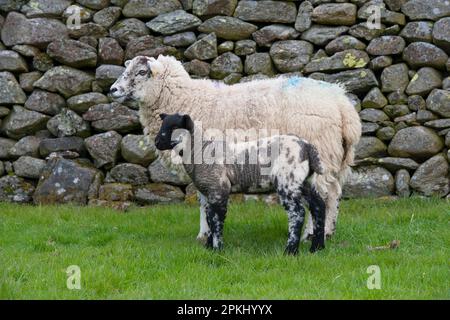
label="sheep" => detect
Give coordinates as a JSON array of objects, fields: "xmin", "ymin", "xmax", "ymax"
[
  {"xmin": 109, "ymin": 55, "xmax": 361, "ymax": 242},
  {"xmin": 154, "ymin": 113, "xmax": 326, "ymax": 254}
]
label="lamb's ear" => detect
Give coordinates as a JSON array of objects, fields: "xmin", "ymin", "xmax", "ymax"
[
  {"xmin": 148, "ymin": 58, "xmax": 164, "ymax": 76},
  {"xmin": 182, "ymin": 114, "xmax": 194, "ymax": 132},
  {"xmin": 125, "ymin": 60, "xmax": 131, "ymax": 67},
  {"xmin": 159, "ymin": 113, "xmax": 168, "ymax": 120}
]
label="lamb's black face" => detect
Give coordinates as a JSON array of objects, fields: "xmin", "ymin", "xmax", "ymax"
[{"xmin": 155, "ymin": 113, "xmax": 193, "ymax": 150}]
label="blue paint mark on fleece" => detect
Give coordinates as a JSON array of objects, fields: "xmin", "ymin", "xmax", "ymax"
[{"xmin": 283, "ymin": 76, "xmax": 302, "ymax": 90}]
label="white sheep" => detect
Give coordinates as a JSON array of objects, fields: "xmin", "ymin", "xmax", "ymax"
[{"xmin": 110, "ymin": 55, "xmax": 361, "ymax": 242}]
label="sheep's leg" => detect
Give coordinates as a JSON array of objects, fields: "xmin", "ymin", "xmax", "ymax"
[
  {"xmin": 280, "ymin": 192, "xmax": 305, "ymax": 255},
  {"xmin": 307, "ymin": 186, "xmax": 326, "ymax": 253},
  {"xmin": 196, "ymin": 193, "xmax": 210, "ymax": 244},
  {"xmin": 205, "ymin": 198, "xmax": 228, "ymax": 251}
]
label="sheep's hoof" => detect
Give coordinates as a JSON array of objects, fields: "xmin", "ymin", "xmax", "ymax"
[
  {"xmin": 310, "ymin": 243, "xmax": 325, "ymax": 253},
  {"xmin": 196, "ymin": 232, "xmax": 209, "ymax": 245},
  {"xmin": 284, "ymin": 245, "xmax": 299, "ymax": 256},
  {"xmin": 301, "ymin": 233, "xmax": 314, "ymax": 243}
]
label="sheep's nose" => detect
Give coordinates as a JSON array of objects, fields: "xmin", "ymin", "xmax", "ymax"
[{"xmin": 110, "ymin": 87, "xmax": 118, "ymax": 94}]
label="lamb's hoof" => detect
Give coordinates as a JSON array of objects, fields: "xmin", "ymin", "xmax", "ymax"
[
  {"xmin": 196, "ymin": 232, "xmax": 209, "ymax": 245},
  {"xmin": 301, "ymin": 233, "xmax": 314, "ymax": 243},
  {"xmin": 284, "ymin": 245, "xmax": 299, "ymax": 256},
  {"xmin": 309, "ymin": 243, "xmax": 325, "ymax": 253}
]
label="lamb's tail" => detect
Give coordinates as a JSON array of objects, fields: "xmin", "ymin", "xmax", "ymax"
[
  {"xmin": 338, "ymin": 94, "xmax": 362, "ymax": 171},
  {"xmin": 305, "ymin": 143, "xmax": 323, "ymax": 175}
]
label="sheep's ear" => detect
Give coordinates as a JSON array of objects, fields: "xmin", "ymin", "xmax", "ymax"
[
  {"xmin": 148, "ymin": 58, "xmax": 163, "ymax": 77},
  {"xmin": 159, "ymin": 113, "xmax": 168, "ymax": 120},
  {"xmin": 125, "ymin": 60, "xmax": 131, "ymax": 67},
  {"xmin": 183, "ymin": 114, "xmax": 194, "ymax": 131}
]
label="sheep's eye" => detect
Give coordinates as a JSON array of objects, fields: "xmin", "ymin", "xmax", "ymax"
[{"xmin": 137, "ymin": 70, "xmax": 147, "ymax": 76}]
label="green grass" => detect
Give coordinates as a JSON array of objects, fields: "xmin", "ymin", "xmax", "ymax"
[{"xmin": 0, "ymin": 198, "xmax": 449, "ymax": 300}]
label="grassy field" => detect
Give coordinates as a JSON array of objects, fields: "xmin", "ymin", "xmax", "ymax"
[{"xmin": 0, "ymin": 197, "xmax": 448, "ymax": 300}]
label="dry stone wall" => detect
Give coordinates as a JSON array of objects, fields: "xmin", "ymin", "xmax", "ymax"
[{"xmin": 0, "ymin": 0, "xmax": 449, "ymax": 208}]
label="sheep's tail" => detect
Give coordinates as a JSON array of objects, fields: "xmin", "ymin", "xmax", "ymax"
[{"xmin": 305, "ymin": 143, "xmax": 323, "ymax": 175}]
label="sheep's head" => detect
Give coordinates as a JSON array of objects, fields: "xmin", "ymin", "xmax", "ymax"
[
  {"xmin": 109, "ymin": 55, "xmax": 165, "ymax": 104},
  {"xmin": 155, "ymin": 113, "xmax": 194, "ymax": 151}
]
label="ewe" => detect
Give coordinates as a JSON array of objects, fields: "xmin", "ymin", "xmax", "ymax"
[
  {"xmin": 155, "ymin": 113, "xmax": 326, "ymax": 254},
  {"xmin": 110, "ymin": 55, "xmax": 361, "ymax": 242}
]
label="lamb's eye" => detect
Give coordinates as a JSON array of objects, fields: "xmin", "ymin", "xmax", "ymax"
[{"xmin": 137, "ymin": 70, "xmax": 147, "ymax": 76}]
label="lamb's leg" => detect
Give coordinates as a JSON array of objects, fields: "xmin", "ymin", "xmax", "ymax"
[
  {"xmin": 280, "ymin": 192, "xmax": 305, "ymax": 255},
  {"xmin": 307, "ymin": 186, "xmax": 326, "ymax": 253},
  {"xmin": 205, "ymin": 198, "xmax": 228, "ymax": 251},
  {"xmin": 196, "ymin": 192, "xmax": 210, "ymax": 244}
]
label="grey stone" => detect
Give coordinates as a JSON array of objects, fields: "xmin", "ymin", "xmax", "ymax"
[
  {"xmin": 217, "ymin": 41, "xmax": 234, "ymax": 54},
  {"xmin": 426, "ymin": 89, "xmax": 450, "ymax": 118},
  {"xmin": 234, "ymin": 40, "xmax": 256, "ymax": 56},
  {"xmin": 343, "ymin": 166, "xmax": 394, "ymax": 198},
  {"xmin": 107, "ymin": 163, "xmax": 149, "ymax": 185},
  {"xmin": 47, "ymin": 109, "xmax": 91, "ymax": 138},
  {"xmin": 311, "ymin": 3, "xmax": 357, "ymax": 26},
  {"xmin": 362, "ymin": 87, "xmax": 388, "ymax": 109},
  {"xmin": 125, "ymin": 35, "xmax": 178, "ymax": 60},
  {"xmin": 0, "ymin": 175, "xmax": 34, "ymax": 203},
  {"xmin": 183, "ymin": 59, "xmax": 211, "ymax": 78},
  {"xmin": 0, "ymin": 106, "xmax": 10, "ymax": 118},
  {"xmin": 98, "ymin": 183, "xmax": 133, "ymax": 202},
  {"xmin": 310, "ymin": 69, "xmax": 378, "ymax": 94},
  {"xmin": 47, "ymin": 39, "xmax": 97, "ymax": 68},
  {"xmin": 270, "ymin": 40, "xmax": 314, "ymax": 73},
  {"xmin": 349, "ymin": 22, "xmax": 385, "ymax": 41},
  {"xmin": 400, "ymin": 22, "xmax": 434, "ymax": 43},
  {"xmin": 410, "ymin": 155, "xmax": 449, "ymax": 197},
  {"xmin": 33, "ymin": 66, "xmax": 94, "ymax": 98},
  {"xmin": 424, "ymin": 119, "xmax": 450, "ymax": 130},
  {"xmin": 184, "ymin": 33, "xmax": 217, "ymax": 61},
  {"xmin": 388, "ymin": 91, "xmax": 408, "ymax": 105},
  {"xmin": 395, "ymin": 169, "xmax": 410, "ymax": 197},
  {"xmin": 416, "ymin": 110, "xmax": 438, "ymax": 124},
  {"xmin": 359, "ymin": 108, "xmax": 389, "ymax": 123},
  {"xmin": 146, "ymin": 10, "xmax": 201, "ymax": 35},
  {"xmin": 1, "ymin": 12, "xmax": 68, "ymax": 47},
  {"xmin": 361, "ymin": 122, "xmax": 379, "ymax": 135},
  {"xmin": 83, "ymin": 103, "xmax": 141, "ymax": 133},
  {"xmin": 252, "ymin": 25, "xmax": 299, "ymax": 48},
  {"xmin": 69, "ymin": 22, "xmax": 108, "ymax": 39},
  {"xmin": 123, "ymin": 0, "xmax": 182, "ymax": 18},
  {"xmin": 0, "ymin": 72, "xmax": 27, "ymax": 104},
  {"xmin": 0, "ymin": 137, "xmax": 16, "ymax": 159},
  {"xmin": 24, "ymin": 90, "xmax": 66, "ymax": 116},
  {"xmin": 388, "ymin": 126, "xmax": 444, "ymax": 160},
  {"xmin": 19, "ymin": 72, "xmax": 42, "ymax": 93},
  {"xmin": 39, "ymin": 136, "xmax": 86, "ymax": 158},
  {"xmin": 163, "ymin": 32, "xmax": 196, "ymax": 47},
  {"xmin": 77, "ymin": 0, "xmax": 110, "ymax": 10},
  {"xmin": 13, "ymin": 156, "xmax": 45, "ymax": 179},
  {"xmin": 210, "ymin": 52, "xmax": 243, "ymax": 80},
  {"xmin": 67, "ymin": 92, "xmax": 109, "ymax": 114},
  {"xmin": 0, "ymin": 50, "xmax": 28, "ymax": 72},
  {"xmin": 93, "ymin": 6, "xmax": 122, "ymax": 28},
  {"xmin": 134, "ymin": 183, "xmax": 184, "ymax": 204},
  {"xmin": 401, "ymin": 0, "xmax": 450, "ymax": 21},
  {"xmin": 406, "ymin": 67, "xmax": 442, "ymax": 96},
  {"xmin": 109, "ymin": 18, "xmax": 150, "ymax": 46},
  {"xmin": 376, "ymin": 126, "xmax": 396, "ymax": 141},
  {"xmin": 33, "ymin": 158, "xmax": 103, "ymax": 205},
  {"xmin": 295, "ymin": 1, "xmax": 313, "ymax": 32},
  {"xmin": 355, "ymin": 137, "xmax": 387, "ymax": 159},
  {"xmin": 198, "ymin": 16, "xmax": 257, "ymax": 41},
  {"xmin": 20, "ymin": 0, "xmax": 72, "ymax": 18},
  {"xmin": 193, "ymin": 0, "xmax": 237, "ymax": 16},
  {"xmin": 32, "ymin": 52, "xmax": 53, "ymax": 72},
  {"xmin": 408, "ymin": 95, "xmax": 426, "ymax": 111},
  {"xmin": 301, "ymin": 25, "xmax": 349, "ymax": 46},
  {"xmin": 121, "ymin": 134, "xmax": 157, "ymax": 167},
  {"xmin": 98, "ymin": 37, "xmax": 124, "ymax": 66},
  {"xmin": 433, "ymin": 17, "xmax": 450, "ymax": 53},
  {"xmin": 95, "ymin": 64, "xmax": 125, "ymax": 90},
  {"xmin": 383, "ymin": 104, "xmax": 410, "ymax": 118},
  {"xmin": 85, "ymin": 131, "xmax": 122, "ymax": 168},
  {"xmin": 245, "ymin": 53, "xmax": 276, "ymax": 76},
  {"xmin": 1, "ymin": 106, "xmax": 49, "ymax": 139},
  {"xmin": 325, "ymin": 35, "xmax": 366, "ymax": 55},
  {"xmin": 234, "ymin": 0, "xmax": 297, "ymax": 24},
  {"xmin": 375, "ymin": 157, "xmax": 420, "ymax": 172},
  {"xmin": 304, "ymin": 49, "xmax": 369, "ymax": 74},
  {"xmin": 366, "ymin": 36, "xmax": 405, "ymax": 55},
  {"xmin": 403, "ymin": 42, "xmax": 448, "ymax": 70},
  {"xmin": 9, "ymin": 136, "xmax": 42, "ymax": 158},
  {"xmin": 148, "ymin": 158, "xmax": 190, "ymax": 186},
  {"xmin": 381, "ymin": 63, "xmax": 409, "ymax": 93}
]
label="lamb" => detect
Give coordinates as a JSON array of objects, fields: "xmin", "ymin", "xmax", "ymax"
[
  {"xmin": 109, "ymin": 55, "xmax": 361, "ymax": 242},
  {"xmin": 154, "ymin": 113, "xmax": 326, "ymax": 254}
]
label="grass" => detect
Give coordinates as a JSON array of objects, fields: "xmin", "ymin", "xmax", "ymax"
[{"xmin": 0, "ymin": 197, "xmax": 449, "ymax": 300}]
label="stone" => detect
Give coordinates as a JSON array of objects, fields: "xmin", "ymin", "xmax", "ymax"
[
  {"xmin": 0, "ymin": 72, "xmax": 27, "ymax": 105},
  {"xmin": 20, "ymin": 0, "xmax": 72, "ymax": 18},
  {"xmin": 310, "ymin": 69, "xmax": 378, "ymax": 94},
  {"xmin": 32, "ymin": 52, "xmax": 53, "ymax": 72},
  {"xmin": 24, "ymin": 90, "xmax": 66, "ymax": 116},
  {"xmin": 217, "ymin": 41, "xmax": 234, "ymax": 54},
  {"xmin": 85, "ymin": 131, "xmax": 122, "ymax": 168},
  {"xmin": 359, "ymin": 108, "xmax": 390, "ymax": 123},
  {"xmin": 9, "ymin": 136, "xmax": 42, "ymax": 158},
  {"xmin": 193, "ymin": 0, "xmax": 237, "ymax": 16},
  {"xmin": 33, "ymin": 158, "xmax": 103, "ymax": 205},
  {"xmin": 245, "ymin": 53, "xmax": 275, "ymax": 76},
  {"xmin": 76, "ymin": 0, "xmax": 110, "ymax": 10},
  {"xmin": 134, "ymin": 183, "xmax": 184, "ymax": 204},
  {"xmin": 361, "ymin": 122, "xmax": 380, "ymax": 135},
  {"xmin": 401, "ymin": 0, "xmax": 450, "ymax": 21},
  {"xmin": 387, "ymin": 91, "xmax": 408, "ymax": 105},
  {"xmin": 1, "ymin": 12, "xmax": 68, "ymax": 47},
  {"xmin": 270, "ymin": 40, "xmax": 314, "ymax": 73},
  {"xmin": 198, "ymin": 16, "xmax": 257, "ymax": 41},
  {"xmin": 13, "ymin": 156, "xmax": 45, "ymax": 179},
  {"xmin": 223, "ymin": 73, "xmax": 242, "ymax": 84},
  {"xmin": 123, "ymin": 0, "xmax": 182, "ymax": 18},
  {"xmin": 109, "ymin": 18, "xmax": 150, "ymax": 46},
  {"xmin": 125, "ymin": 35, "xmax": 178, "ymax": 60},
  {"xmin": 68, "ymin": 23, "xmax": 108, "ymax": 39},
  {"xmin": 0, "ymin": 107, "xmax": 9, "ymax": 118},
  {"xmin": 239, "ymin": 73, "xmax": 270, "ymax": 83},
  {"xmin": 47, "ymin": 109, "xmax": 91, "ymax": 138},
  {"xmin": 95, "ymin": 64, "xmax": 125, "ymax": 90},
  {"xmin": 229, "ymin": 40, "xmax": 253, "ymax": 57},
  {"xmin": 234, "ymin": 1, "xmax": 297, "ymax": 24},
  {"xmin": 0, "ymin": 50, "xmax": 28, "ymax": 73},
  {"xmin": 83, "ymin": 103, "xmax": 140, "ymax": 133},
  {"xmin": 301, "ymin": 25, "xmax": 349, "ymax": 46},
  {"xmin": 93, "ymin": 6, "xmax": 122, "ymax": 28},
  {"xmin": 295, "ymin": 1, "xmax": 313, "ymax": 32},
  {"xmin": 98, "ymin": 37, "xmax": 124, "ymax": 65},
  {"xmin": 417, "ymin": 110, "xmax": 438, "ymax": 123},
  {"xmin": 163, "ymin": 32, "xmax": 196, "ymax": 47},
  {"xmin": 209, "ymin": 52, "xmax": 243, "ymax": 80},
  {"xmin": 366, "ymin": 36, "xmax": 405, "ymax": 55},
  {"xmin": 19, "ymin": 72, "xmax": 42, "ymax": 93},
  {"xmin": 400, "ymin": 22, "xmax": 433, "ymax": 43},
  {"xmin": 33, "ymin": 66, "xmax": 94, "ymax": 98},
  {"xmin": 376, "ymin": 126, "xmax": 396, "ymax": 141},
  {"xmin": 67, "ymin": 93, "xmax": 109, "ymax": 114},
  {"xmin": 146, "ymin": 10, "xmax": 201, "ymax": 35},
  {"xmin": 39, "ymin": 136, "xmax": 86, "ymax": 158},
  {"xmin": 395, "ymin": 169, "xmax": 410, "ymax": 197},
  {"xmin": 408, "ymin": 95, "xmax": 426, "ymax": 111},
  {"xmin": 433, "ymin": 18, "xmax": 450, "ymax": 53},
  {"xmin": 362, "ymin": 87, "xmax": 388, "ymax": 109},
  {"xmin": 0, "ymin": 137, "xmax": 16, "ymax": 159},
  {"xmin": 343, "ymin": 166, "xmax": 394, "ymax": 198},
  {"xmin": 380, "ymin": 63, "xmax": 409, "ymax": 93},
  {"xmin": 424, "ymin": 119, "xmax": 450, "ymax": 130},
  {"xmin": 383, "ymin": 104, "xmax": 410, "ymax": 118},
  {"xmin": 405, "ymin": 67, "xmax": 442, "ymax": 96},
  {"xmin": 388, "ymin": 126, "xmax": 444, "ymax": 161},
  {"xmin": 98, "ymin": 183, "xmax": 133, "ymax": 202},
  {"xmin": 303, "ymin": 49, "xmax": 369, "ymax": 74},
  {"xmin": 355, "ymin": 137, "xmax": 387, "ymax": 159},
  {"xmin": 148, "ymin": 158, "xmax": 190, "ymax": 186},
  {"xmin": 252, "ymin": 25, "xmax": 299, "ymax": 48},
  {"xmin": 426, "ymin": 89, "xmax": 450, "ymax": 118},
  {"xmin": 121, "ymin": 134, "xmax": 157, "ymax": 167},
  {"xmin": 0, "ymin": 175, "xmax": 34, "ymax": 203},
  {"xmin": 107, "ymin": 163, "xmax": 149, "ymax": 185},
  {"xmin": 443, "ymin": 77, "xmax": 450, "ymax": 90},
  {"xmin": 325, "ymin": 36, "xmax": 366, "ymax": 55},
  {"xmin": 311, "ymin": 3, "xmax": 357, "ymax": 26},
  {"xmin": 184, "ymin": 33, "xmax": 217, "ymax": 61},
  {"xmin": 183, "ymin": 59, "xmax": 210, "ymax": 78},
  {"xmin": 1, "ymin": 106, "xmax": 49, "ymax": 139},
  {"xmin": 47, "ymin": 39, "xmax": 97, "ymax": 68},
  {"xmin": 349, "ymin": 22, "xmax": 385, "ymax": 41},
  {"xmin": 410, "ymin": 155, "xmax": 449, "ymax": 197},
  {"xmin": 375, "ymin": 157, "xmax": 420, "ymax": 172},
  {"xmin": 403, "ymin": 42, "xmax": 448, "ymax": 70}
]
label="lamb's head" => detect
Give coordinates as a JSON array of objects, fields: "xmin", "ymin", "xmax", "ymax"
[
  {"xmin": 155, "ymin": 113, "xmax": 194, "ymax": 151},
  {"xmin": 109, "ymin": 55, "xmax": 165, "ymax": 104}
]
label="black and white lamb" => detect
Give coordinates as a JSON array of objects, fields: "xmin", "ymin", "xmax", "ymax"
[{"xmin": 155, "ymin": 113, "xmax": 326, "ymax": 255}]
